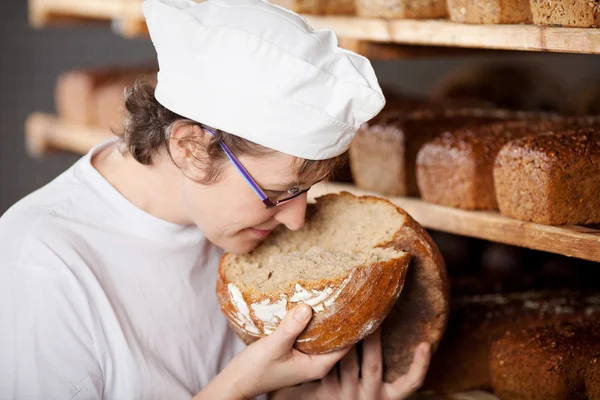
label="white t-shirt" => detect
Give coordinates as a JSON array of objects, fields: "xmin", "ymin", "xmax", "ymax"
[{"xmin": 0, "ymin": 141, "xmax": 248, "ymax": 399}]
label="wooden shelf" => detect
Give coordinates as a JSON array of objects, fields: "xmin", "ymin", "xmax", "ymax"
[
  {"xmin": 309, "ymin": 182, "xmax": 600, "ymax": 263},
  {"xmin": 24, "ymin": 113, "xmax": 115, "ymax": 157},
  {"xmin": 29, "ymin": 0, "xmax": 147, "ymax": 38},
  {"xmin": 28, "ymin": 0, "xmax": 600, "ymax": 54},
  {"xmin": 305, "ymin": 16, "xmax": 600, "ymax": 55}
]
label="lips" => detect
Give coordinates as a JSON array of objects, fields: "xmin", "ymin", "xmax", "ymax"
[{"xmin": 248, "ymin": 228, "xmax": 272, "ymax": 238}]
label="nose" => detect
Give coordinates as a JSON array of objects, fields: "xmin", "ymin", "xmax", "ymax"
[{"xmin": 274, "ymin": 193, "xmax": 307, "ymax": 231}]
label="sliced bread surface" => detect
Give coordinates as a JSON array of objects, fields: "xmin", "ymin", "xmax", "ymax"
[{"xmin": 217, "ymin": 193, "xmax": 411, "ymax": 354}]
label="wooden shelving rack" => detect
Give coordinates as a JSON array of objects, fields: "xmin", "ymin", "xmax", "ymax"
[
  {"xmin": 29, "ymin": 0, "xmax": 600, "ymax": 54},
  {"xmin": 26, "ymin": 0, "xmax": 600, "ymax": 263},
  {"xmin": 24, "ymin": 1, "xmax": 599, "ymax": 399}
]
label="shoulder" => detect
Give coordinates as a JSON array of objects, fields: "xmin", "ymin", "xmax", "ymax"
[{"xmin": 0, "ymin": 165, "xmax": 101, "ymax": 272}]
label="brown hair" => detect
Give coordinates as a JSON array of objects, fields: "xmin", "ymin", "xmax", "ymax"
[{"xmin": 118, "ymin": 80, "xmax": 345, "ymax": 185}]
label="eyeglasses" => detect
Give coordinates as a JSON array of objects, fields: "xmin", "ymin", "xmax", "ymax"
[{"xmin": 203, "ymin": 127, "xmax": 320, "ymax": 209}]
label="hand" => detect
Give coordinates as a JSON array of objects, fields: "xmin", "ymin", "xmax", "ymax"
[
  {"xmin": 270, "ymin": 328, "xmax": 431, "ymax": 400},
  {"xmin": 198, "ymin": 304, "xmax": 351, "ymax": 400}
]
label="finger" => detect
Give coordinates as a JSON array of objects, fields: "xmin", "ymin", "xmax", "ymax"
[
  {"xmin": 267, "ymin": 304, "xmax": 312, "ymax": 357},
  {"xmin": 340, "ymin": 345, "xmax": 360, "ymax": 398},
  {"xmin": 295, "ymin": 346, "xmax": 352, "ymax": 381},
  {"xmin": 383, "ymin": 342, "xmax": 431, "ymax": 400},
  {"xmin": 360, "ymin": 327, "xmax": 383, "ymax": 398},
  {"xmin": 270, "ymin": 381, "xmax": 320, "ymax": 400},
  {"xmin": 321, "ymin": 362, "xmax": 339, "ymax": 398}
]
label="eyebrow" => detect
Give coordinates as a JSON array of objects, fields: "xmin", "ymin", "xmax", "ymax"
[
  {"xmin": 262, "ymin": 176, "xmax": 326, "ymax": 192},
  {"xmin": 262, "ymin": 181, "xmax": 302, "ymax": 191}
]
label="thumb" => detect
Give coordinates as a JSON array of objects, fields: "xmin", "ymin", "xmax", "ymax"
[{"xmin": 267, "ymin": 304, "xmax": 312, "ymax": 354}]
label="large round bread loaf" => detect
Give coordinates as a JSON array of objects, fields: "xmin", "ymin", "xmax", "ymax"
[{"xmin": 217, "ymin": 192, "xmax": 449, "ymax": 380}]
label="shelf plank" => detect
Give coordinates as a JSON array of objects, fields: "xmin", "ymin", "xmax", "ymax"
[
  {"xmin": 305, "ymin": 16, "xmax": 600, "ymax": 54},
  {"xmin": 29, "ymin": 0, "xmax": 123, "ymax": 26},
  {"xmin": 309, "ymin": 182, "xmax": 600, "ymax": 263},
  {"xmin": 24, "ymin": 113, "xmax": 115, "ymax": 157},
  {"xmin": 28, "ymin": 0, "xmax": 600, "ymax": 54}
]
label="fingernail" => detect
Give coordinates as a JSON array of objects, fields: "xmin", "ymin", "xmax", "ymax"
[
  {"xmin": 294, "ymin": 305, "xmax": 311, "ymax": 322},
  {"xmin": 420, "ymin": 343, "xmax": 430, "ymax": 355}
]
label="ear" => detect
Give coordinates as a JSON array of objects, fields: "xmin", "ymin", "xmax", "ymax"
[{"xmin": 168, "ymin": 123, "xmax": 209, "ymax": 169}]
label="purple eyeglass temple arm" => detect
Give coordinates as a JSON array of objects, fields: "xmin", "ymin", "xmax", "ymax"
[{"xmin": 203, "ymin": 127, "xmax": 275, "ymax": 208}]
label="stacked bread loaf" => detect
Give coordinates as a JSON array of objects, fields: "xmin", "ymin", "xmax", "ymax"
[
  {"xmin": 270, "ymin": 0, "xmax": 600, "ymax": 26},
  {"xmin": 529, "ymin": 0, "xmax": 600, "ymax": 27},
  {"xmin": 423, "ymin": 291, "xmax": 600, "ymax": 393},
  {"xmin": 349, "ymin": 107, "xmax": 523, "ymax": 197},
  {"xmin": 494, "ymin": 128, "xmax": 600, "ymax": 225},
  {"xmin": 267, "ymin": 0, "xmax": 354, "ymax": 14},
  {"xmin": 490, "ymin": 317, "xmax": 600, "ymax": 399},
  {"xmin": 447, "ymin": 0, "xmax": 531, "ymax": 24},
  {"xmin": 356, "ymin": 0, "xmax": 448, "ymax": 19},
  {"xmin": 55, "ymin": 66, "xmax": 157, "ymax": 130},
  {"xmin": 416, "ymin": 118, "xmax": 598, "ymax": 210}
]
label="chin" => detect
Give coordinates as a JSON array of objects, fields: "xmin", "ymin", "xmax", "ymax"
[{"xmin": 218, "ymin": 237, "xmax": 262, "ymax": 255}]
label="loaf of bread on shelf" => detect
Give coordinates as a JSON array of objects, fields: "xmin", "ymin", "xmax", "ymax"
[
  {"xmin": 217, "ymin": 192, "xmax": 449, "ymax": 381},
  {"xmin": 494, "ymin": 127, "xmax": 600, "ymax": 225},
  {"xmin": 322, "ymin": 0, "xmax": 354, "ymax": 15},
  {"xmin": 355, "ymin": 0, "xmax": 447, "ymax": 19},
  {"xmin": 268, "ymin": 0, "xmax": 354, "ymax": 15},
  {"xmin": 447, "ymin": 0, "xmax": 531, "ymax": 24},
  {"xmin": 431, "ymin": 64, "xmax": 567, "ymax": 113},
  {"xmin": 423, "ymin": 291, "xmax": 600, "ymax": 393},
  {"xmin": 349, "ymin": 107, "xmax": 522, "ymax": 197},
  {"xmin": 530, "ymin": 0, "xmax": 600, "ymax": 27},
  {"xmin": 416, "ymin": 120, "xmax": 553, "ymax": 210},
  {"xmin": 416, "ymin": 117, "xmax": 600, "ymax": 210},
  {"xmin": 55, "ymin": 66, "xmax": 157, "ymax": 130},
  {"xmin": 490, "ymin": 318, "xmax": 600, "ymax": 400}
]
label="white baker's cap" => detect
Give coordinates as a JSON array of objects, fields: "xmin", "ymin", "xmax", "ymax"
[{"xmin": 142, "ymin": 0, "xmax": 385, "ymax": 160}]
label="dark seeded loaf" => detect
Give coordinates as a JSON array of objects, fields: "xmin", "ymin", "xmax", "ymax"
[
  {"xmin": 423, "ymin": 291, "xmax": 600, "ymax": 393},
  {"xmin": 494, "ymin": 128, "xmax": 600, "ymax": 225},
  {"xmin": 530, "ymin": 0, "xmax": 600, "ymax": 27},
  {"xmin": 356, "ymin": 0, "xmax": 447, "ymax": 19},
  {"xmin": 350, "ymin": 108, "xmax": 519, "ymax": 198},
  {"xmin": 416, "ymin": 118, "xmax": 600, "ymax": 210},
  {"xmin": 490, "ymin": 318, "xmax": 600, "ymax": 400},
  {"xmin": 448, "ymin": 0, "xmax": 532, "ymax": 24}
]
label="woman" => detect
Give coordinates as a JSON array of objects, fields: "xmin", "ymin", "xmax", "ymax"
[{"xmin": 0, "ymin": 0, "xmax": 431, "ymax": 398}]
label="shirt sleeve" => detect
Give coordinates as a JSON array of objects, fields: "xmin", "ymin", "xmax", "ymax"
[{"xmin": 0, "ymin": 265, "xmax": 104, "ymax": 399}]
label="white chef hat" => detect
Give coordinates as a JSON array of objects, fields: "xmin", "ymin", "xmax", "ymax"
[{"xmin": 143, "ymin": 0, "xmax": 385, "ymax": 160}]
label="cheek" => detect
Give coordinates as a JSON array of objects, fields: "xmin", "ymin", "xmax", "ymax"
[{"xmin": 180, "ymin": 179, "xmax": 273, "ymax": 237}]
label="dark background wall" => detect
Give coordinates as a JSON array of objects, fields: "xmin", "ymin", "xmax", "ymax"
[{"xmin": 1, "ymin": 0, "xmax": 600, "ymax": 214}]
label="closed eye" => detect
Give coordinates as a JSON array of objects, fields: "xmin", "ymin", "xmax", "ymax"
[{"xmin": 263, "ymin": 189, "xmax": 286, "ymax": 198}]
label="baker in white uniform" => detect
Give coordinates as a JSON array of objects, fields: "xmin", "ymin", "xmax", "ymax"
[{"xmin": 0, "ymin": 0, "xmax": 431, "ymax": 398}]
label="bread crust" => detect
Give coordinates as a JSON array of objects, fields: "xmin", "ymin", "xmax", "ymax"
[
  {"xmin": 490, "ymin": 318, "xmax": 600, "ymax": 399},
  {"xmin": 355, "ymin": 0, "xmax": 448, "ymax": 19},
  {"xmin": 383, "ymin": 199, "xmax": 450, "ymax": 380},
  {"xmin": 530, "ymin": 0, "xmax": 600, "ymax": 27},
  {"xmin": 494, "ymin": 128, "xmax": 600, "ymax": 225},
  {"xmin": 448, "ymin": 0, "xmax": 532, "ymax": 24}
]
